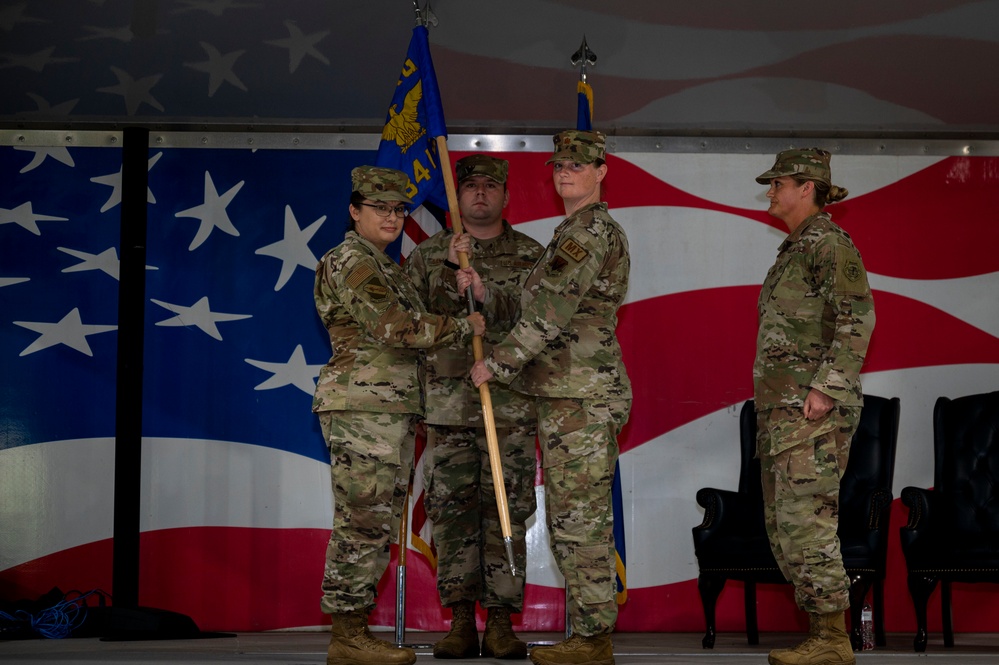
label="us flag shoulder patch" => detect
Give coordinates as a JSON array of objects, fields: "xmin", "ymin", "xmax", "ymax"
[{"xmin": 346, "ymin": 264, "xmax": 374, "ymax": 290}]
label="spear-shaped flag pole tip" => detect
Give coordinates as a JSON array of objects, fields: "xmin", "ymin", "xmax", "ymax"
[
  {"xmin": 571, "ymin": 35, "xmax": 597, "ymax": 82},
  {"xmin": 413, "ymin": 0, "xmax": 438, "ymax": 28}
]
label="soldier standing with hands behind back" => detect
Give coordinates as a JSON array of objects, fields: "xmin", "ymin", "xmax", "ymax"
[
  {"xmin": 405, "ymin": 154, "xmax": 543, "ymax": 659},
  {"xmin": 753, "ymin": 148, "xmax": 875, "ymax": 665}
]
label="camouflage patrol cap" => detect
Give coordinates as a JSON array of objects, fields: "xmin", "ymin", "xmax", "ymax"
[
  {"xmin": 545, "ymin": 129, "xmax": 606, "ymax": 165},
  {"xmin": 755, "ymin": 148, "xmax": 832, "ymax": 187},
  {"xmin": 350, "ymin": 165, "xmax": 414, "ymax": 204},
  {"xmin": 456, "ymin": 154, "xmax": 509, "ymax": 184}
]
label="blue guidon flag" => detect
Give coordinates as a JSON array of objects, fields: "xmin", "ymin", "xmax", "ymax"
[{"xmin": 375, "ymin": 24, "xmax": 449, "ymax": 261}]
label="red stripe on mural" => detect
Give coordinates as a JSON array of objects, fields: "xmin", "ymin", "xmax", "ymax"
[
  {"xmin": 617, "ymin": 286, "xmax": 760, "ymax": 453},
  {"xmin": 838, "ymin": 157, "xmax": 999, "ymax": 279},
  {"xmin": 6, "ymin": 519, "xmax": 999, "ymax": 633},
  {"xmin": 863, "ymin": 291, "xmax": 999, "ymax": 372}
]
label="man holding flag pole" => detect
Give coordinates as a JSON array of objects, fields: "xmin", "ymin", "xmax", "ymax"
[
  {"xmin": 369, "ymin": 0, "xmax": 522, "ymax": 652},
  {"xmin": 405, "ymin": 153, "xmax": 543, "ymax": 659}
]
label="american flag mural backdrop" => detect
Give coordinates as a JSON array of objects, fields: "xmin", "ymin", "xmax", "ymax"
[{"xmin": 2, "ymin": 138, "xmax": 999, "ymax": 634}]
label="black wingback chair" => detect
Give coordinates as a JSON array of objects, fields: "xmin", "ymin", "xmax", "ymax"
[
  {"xmin": 899, "ymin": 390, "xmax": 999, "ymax": 652},
  {"xmin": 692, "ymin": 394, "xmax": 900, "ymax": 650}
]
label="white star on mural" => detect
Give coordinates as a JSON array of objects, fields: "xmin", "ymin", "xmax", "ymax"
[
  {"xmin": 13, "ymin": 307, "xmax": 118, "ymax": 357},
  {"xmin": 174, "ymin": 171, "xmax": 244, "ymax": 251},
  {"xmin": 57, "ymin": 246, "xmax": 121, "ymax": 280},
  {"xmin": 0, "ymin": 4, "xmax": 45, "ymax": 33},
  {"xmin": 255, "ymin": 205, "xmax": 325, "ymax": 291},
  {"xmin": 0, "ymin": 201, "xmax": 68, "ymax": 235},
  {"xmin": 97, "ymin": 65, "xmax": 164, "ymax": 115},
  {"xmin": 151, "ymin": 296, "xmax": 251, "ymax": 341},
  {"xmin": 90, "ymin": 151, "xmax": 162, "ymax": 212},
  {"xmin": 77, "ymin": 24, "xmax": 133, "ymax": 42},
  {"xmin": 0, "ymin": 277, "xmax": 30, "ymax": 288},
  {"xmin": 265, "ymin": 20, "xmax": 329, "ymax": 74},
  {"xmin": 56, "ymin": 246, "xmax": 158, "ymax": 278},
  {"xmin": 0, "ymin": 46, "xmax": 76, "ymax": 72},
  {"xmin": 245, "ymin": 344, "xmax": 323, "ymax": 395},
  {"xmin": 184, "ymin": 42, "xmax": 247, "ymax": 97},
  {"xmin": 14, "ymin": 146, "xmax": 75, "ymax": 174},
  {"xmin": 25, "ymin": 92, "xmax": 79, "ymax": 115}
]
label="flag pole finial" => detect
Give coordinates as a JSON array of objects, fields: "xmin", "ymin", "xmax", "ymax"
[
  {"xmin": 413, "ymin": 0, "xmax": 438, "ymax": 28},
  {"xmin": 571, "ymin": 35, "xmax": 597, "ymax": 83}
]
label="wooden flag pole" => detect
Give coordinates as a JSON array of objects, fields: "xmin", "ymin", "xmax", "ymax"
[{"xmin": 434, "ymin": 134, "xmax": 518, "ymax": 578}]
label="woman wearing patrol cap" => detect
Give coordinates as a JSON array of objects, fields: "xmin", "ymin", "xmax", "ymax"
[
  {"xmin": 312, "ymin": 165, "xmax": 486, "ymax": 665},
  {"xmin": 753, "ymin": 148, "xmax": 875, "ymax": 665},
  {"xmin": 460, "ymin": 130, "xmax": 632, "ymax": 665}
]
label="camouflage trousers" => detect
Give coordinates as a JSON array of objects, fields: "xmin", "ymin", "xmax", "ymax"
[
  {"xmin": 318, "ymin": 410, "xmax": 417, "ymax": 614},
  {"xmin": 757, "ymin": 404, "xmax": 861, "ymax": 615},
  {"xmin": 537, "ymin": 397, "xmax": 631, "ymax": 637},
  {"xmin": 424, "ymin": 424, "xmax": 537, "ymax": 610}
]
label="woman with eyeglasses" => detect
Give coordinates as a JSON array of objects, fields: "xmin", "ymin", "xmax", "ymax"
[
  {"xmin": 312, "ymin": 165, "xmax": 485, "ymax": 665},
  {"xmin": 459, "ymin": 130, "xmax": 632, "ymax": 665}
]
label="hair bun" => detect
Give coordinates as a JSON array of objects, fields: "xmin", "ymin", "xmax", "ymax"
[{"xmin": 828, "ymin": 185, "xmax": 849, "ymax": 203}]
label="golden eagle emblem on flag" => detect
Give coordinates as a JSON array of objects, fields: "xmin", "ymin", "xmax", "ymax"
[{"xmin": 381, "ymin": 80, "xmax": 426, "ymax": 154}]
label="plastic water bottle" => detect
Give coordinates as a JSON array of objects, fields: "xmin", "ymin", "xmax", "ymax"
[{"xmin": 861, "ymin": 603, "xmax": 874, "ymax": 650}]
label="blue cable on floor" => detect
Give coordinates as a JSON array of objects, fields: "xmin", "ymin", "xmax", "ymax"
[{"xmin": 0, "ymin": 589, "xmax": 106, "ymax": 639}]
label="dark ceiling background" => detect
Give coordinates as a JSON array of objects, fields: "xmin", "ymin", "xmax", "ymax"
[{"xmin": 2, "ymin": 0, "xmax": 998, "ymax": 136}]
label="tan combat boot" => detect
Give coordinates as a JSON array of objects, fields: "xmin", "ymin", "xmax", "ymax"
[
  {"xmin": 327, "ymin": 609, "xmax": 416, "ymax": 665},
  {"xmin": 433, "ymin": 600, "xmax": 479, "ymax": 659},
  {"xmin": 482, "ymin": 605, "xmax": 527, "ymax": 659},
  {"xmin": 529, "ymin": 633, "xmax": 614, "ymax": 665},
  {"xmin": 767, "ymin": 611, "xmax": 856, "ymax": 665}
]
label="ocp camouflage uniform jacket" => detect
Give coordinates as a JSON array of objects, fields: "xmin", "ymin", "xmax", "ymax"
[
  {"xmin": 482, "ymin": 202, "xmax": 632, "ymax": 401},
  {"xmin": 312, "ymin": 230, "xmax": 474, "ymax": 415},
  {"xmin": 754, "ymin": 211, "xmax": 875, "ymax": 412},
  {"xmin": 404, "ymin": 221, "xmax": 544, "ymax": 427}
]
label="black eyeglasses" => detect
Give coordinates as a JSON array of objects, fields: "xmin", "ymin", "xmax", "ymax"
[{"xmin": 358, "ymin": 202, "xmax": 410, "ymax": 218}]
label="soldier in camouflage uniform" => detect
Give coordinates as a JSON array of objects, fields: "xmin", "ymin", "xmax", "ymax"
[
  {"xmin": 753, "ymin": 148, "xmax": 876, "ymax": 665},
  {"xmin": 462, "ymin": 131, "xmax": 631, "ymax": 665},
  {"xmin": 313, "ymin": 165, "xmax": 485, "ymax": 665},
  {"xmin": 404, "ymin": 154, "xmax": 544, "ymax": 660}
]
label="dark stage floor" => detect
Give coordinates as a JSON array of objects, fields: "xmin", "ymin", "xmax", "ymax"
[{"xmin": 2, "ymin": 630, "xmax": 998, "ymax": 664}]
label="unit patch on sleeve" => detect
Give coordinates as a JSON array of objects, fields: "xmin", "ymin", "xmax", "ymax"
[
  {"xmin": 834, "ymin": 245, "xmax": 869, "ymax": 296},
  {"xmin": 363, "ymin": 283, "xmax": 389, "ymax": 301},
  {"xmin": 559, "ymin": 237, "xmax": 589, "ymax": 262}
]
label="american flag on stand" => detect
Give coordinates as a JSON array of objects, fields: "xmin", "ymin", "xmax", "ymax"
[{"xmin": 374, "ymin": 22, "xmax": 450, "ymax": 568}]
